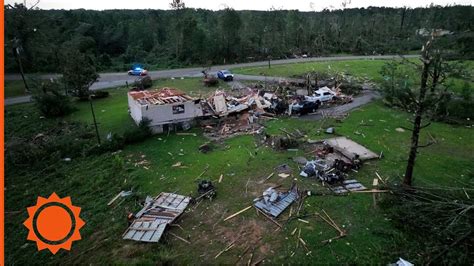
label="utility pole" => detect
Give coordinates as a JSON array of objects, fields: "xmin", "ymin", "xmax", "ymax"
[
  {"xmin": 89, "ymin": 95, "xmax": 101, "ymax": 145},
  {"xmin": 12, "ymin": 40, "xmax": 30, "ymax": 93}
]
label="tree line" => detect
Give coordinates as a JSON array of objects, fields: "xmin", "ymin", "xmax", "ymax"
[{"xmin": 5, "ymin": 4, "xmax": 473, "ymax": 73}]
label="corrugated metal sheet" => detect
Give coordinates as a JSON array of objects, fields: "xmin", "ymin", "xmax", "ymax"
[
  {"xmin": 123, "ymin": 193, "xmax": 191, "ymax": 243},
  {"xmin": 332, "ymin": 179, "xmax": 367, "ymax": 194},
  {"xmin": 254, "ymin": 187, "xmax": 298, "ymax": 218}
]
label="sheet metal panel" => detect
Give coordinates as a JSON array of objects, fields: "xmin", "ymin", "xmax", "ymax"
[
  {"xmin": 123, "ymin": 193, "xmax": 191, "ymax": 243},
  {"xmin": 254, "ymin": 189, "xmax": 298, "ymax": 218}
]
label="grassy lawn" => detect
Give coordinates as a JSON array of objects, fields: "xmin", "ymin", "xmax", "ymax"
[
  {"xmin": 232, "ymin": 59, "xmax": 473, "ymax": 94},
  {"xmin": 4, "ymin": 80, "xmax": 30, "ymax": 98},
  {"xmin": 233, "ymin": 59, "xmax": 395, "ymax": 81},
  {"xmin": 5, "ymin": 72, "xmax": 473, "ymax": 266}
]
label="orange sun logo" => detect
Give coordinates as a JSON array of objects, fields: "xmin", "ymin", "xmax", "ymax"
[{"xmin": 23, "ymin": 192, "xmax": 85, "ymax": 254}]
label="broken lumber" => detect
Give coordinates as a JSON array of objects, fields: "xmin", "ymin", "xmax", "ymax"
[
  {"xmin": 224, "ymin": 206, "xmax": 252, "ymax": 221},
  {"xmin": 107, "ymin": 191, "xmax": 123, "ymax": 206},
  {"xmin": 263, "ymin": 172, "xmax": 274, "ymax": 182},
  {"xmin": 168, "ymin": 232, "xmax": 191, "ymax": 244},
  {"xmin": 352, "ymin": 189, "xmax": 389, "ymax": 193},
  {"xmin": 218, "ymin": 174, "xmax": 223, "ymax": 183},
  {"xmin": 235, "ymin": 246, "xmax": 251, "ymax": 264},
  {"xmin": 255, "ymin": 207, "xmax": 282, "ymax": 228},
  {"xmin": 176, "ymin": 132, "xmax": 197, "ymax": 136}
]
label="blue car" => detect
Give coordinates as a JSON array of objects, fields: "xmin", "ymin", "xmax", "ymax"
[
  {"xmin": 128, "ymin": 64, "xmax": 148, "ymax": 76},
  {"xmin": 217, "ymin": 70, "xmax": 234, "ymax": 81}
]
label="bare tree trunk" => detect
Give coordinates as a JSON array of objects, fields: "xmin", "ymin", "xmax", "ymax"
[
  {"xmin": 13, "ymin": 48, "xmax": 30, "ymax": 93},
  {"xmin": 404, "ymin": 58, "xmax": 430, "ymax": 186}
]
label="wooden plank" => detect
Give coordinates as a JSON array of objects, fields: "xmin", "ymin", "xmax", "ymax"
[{"xmin": 224, "ymin": 206, "xmax": 252, "ymax": 221}]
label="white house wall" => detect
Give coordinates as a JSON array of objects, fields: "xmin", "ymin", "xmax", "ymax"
[
  {"xmin": 141, "ymin": 101, "xmax": 204, "ymax": 126},
  {"xmin": 128, "ymin": 94, "xmax": 144, "ymax": 125}
]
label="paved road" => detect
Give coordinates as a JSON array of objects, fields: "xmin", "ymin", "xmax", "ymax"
[{"xmin": 5, "ymin": 55, "xmax": 416, "ymax": 106}]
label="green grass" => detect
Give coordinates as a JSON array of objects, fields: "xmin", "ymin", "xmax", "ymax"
[
  {"xmin": 233, "ymin": 59, "xmax": 394, "ymax": 81},
  {"xmin": 5, "ymin": 82, "xmax": 474, "ymax": 265},
  {"xmin": 4, "ymin": 80, "xmax": 29, "ymax": 98},
  {"xmin": 233, "ymin": 59, "xmax": 474, "ymax": 94}
]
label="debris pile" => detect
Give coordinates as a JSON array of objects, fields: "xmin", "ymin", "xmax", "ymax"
[
  {"xmin": 254, "ymin": 185, "xmax": 299, "ymax": 218},
  {"xmin": 123, "ymin": 193, "xmax": 191, "ymax": 243},
  {"xmin": 301, "ymin": 137, "xmax": 379, "ymax": 193}
]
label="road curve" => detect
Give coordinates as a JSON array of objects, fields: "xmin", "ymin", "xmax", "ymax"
[{"xmin": 5, "ymin": 54, "xmax": 417, "ymax": 106}]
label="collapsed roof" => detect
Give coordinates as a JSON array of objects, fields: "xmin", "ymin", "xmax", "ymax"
[{"xmin": 129, "ymin": 88, "xmax": 195, "ymax": 105}]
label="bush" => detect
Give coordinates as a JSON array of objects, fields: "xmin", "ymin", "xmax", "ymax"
[
  {"xmin": 133, "ymin": 76, "xmax": 153, "ymax": 89},
  {"xmin": 5, "ymin": 121, "xmax": 94, "ymax": 168},
  {"xmin": 90, "ymin": 91, "xmax": 110, "ymax": 99},
  {"xmin": 32, "ymin": 80, "xmax": 74, "ymax": 117},
  {"xmin": 87, "ymin": 133, "xmax": 125, "ymax": 155},
  {"xmin": 203, "ymin": 77, "xmax": 219, "ymax": 87},
  {"xmin": 123, "ymin": 118, "xmax": 153, "ymax": 144}
]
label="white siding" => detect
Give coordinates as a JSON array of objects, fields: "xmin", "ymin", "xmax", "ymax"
[{"xmin": 128, "ymin": 94, "xmax": 144, "ymax": 125}]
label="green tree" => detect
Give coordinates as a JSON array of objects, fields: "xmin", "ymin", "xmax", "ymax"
[
  {"xmin": 61, "ymin": 50, "xmax": 99, "ymax": 100},
  {"xmin": 219, "ymin": 8, "xmax": 241, "ymax": 62},
  {"xmin": 32, "ymin": 80, "xmax": 74, "ymax": 117},
  {"xmin": 380, "ymin": 35, "xmax": 468, "ymax": 186}
]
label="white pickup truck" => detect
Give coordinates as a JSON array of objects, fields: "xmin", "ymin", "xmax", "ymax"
[{"xmin": 304, "ymin": 87, "xmax": 337, "ymax": 103}]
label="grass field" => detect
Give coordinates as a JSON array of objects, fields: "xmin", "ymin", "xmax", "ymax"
[
  {"xmin": 4, "ymin": 80, "xmax": 29, "ymax": 98},
  {"xmin": 232, "ymin": 59, "xmax": 474, "ymax": 94},
  {"xmin": 5, "ymin": 70, "xmax": 473, "ymax": 264}
]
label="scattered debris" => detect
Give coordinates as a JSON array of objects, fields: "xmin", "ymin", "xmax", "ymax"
[
  {"xmin": 324, "ymin": 137, "xmax": 379, "ymax": 161},
  {"xmin": 395, "ymin": 128, "xmax": 406, "ymax": 132},
  {"xmin": 196, "ymin": 180, "xmax": 216, "ymax": 200},
  {"xmin": 199, "ymin": 142, "xmax": 213, "ymax": 153},
  {"xmin": 254, "ymin": 185, "xmax": 298, "ymax": 218},
  {"xmin": 107, "ymin": 190, "xmax": 133, "ymax": 206},
  {"xmin": 331, "ymin": 179, "xmax": 367, "ymax": 194},
  {"xmin": 275, "ymin": 164, "xmax": 292, "ymax": 174},
  {"xmin": 325, "ymin": 127, "xmax": 335, "ymax": 134},
  {"xmin": 392, "ymin": 258, "xmax": 414, "ymax": 266},
  {"xmin": 172, "ymin": 161, "xmax": 182, "ymax": 167},
  {"xmin": 259, "ymin": 172, "xmax": 274, "ymax": 184},
  {"xmin": 293, "ymin": 156, "xmax": 308, "ymax": 165},
  {"xmin": 278, "ymin": 173, "xmax": 290, "ymax": 178},
  {"xmin": 123, "ymin": 193, "xmax": 191, "ymax": 242},
  {"xmin": 224, "ymin": 206, "xmax": 252, "ymax": 221},
  {"xmin": 318, "ymin": 209, "xmax": 346, "ymax": 244}
]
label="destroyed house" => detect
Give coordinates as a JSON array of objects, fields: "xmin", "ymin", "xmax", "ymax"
[{"xmin": 128, "ymin": 88, "xmax": 204, "ymax": 133}]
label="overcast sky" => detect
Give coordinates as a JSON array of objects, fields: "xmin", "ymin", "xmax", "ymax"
[{"xmin": 5, "ymin": 0, "xmax": 472, "ymax": 11}]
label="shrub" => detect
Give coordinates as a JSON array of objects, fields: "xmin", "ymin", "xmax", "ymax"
[
  {"xmin": 123, "ymin": 117, "xmax": 153, "ymax": 144},
  {"xmin": 32, "ymin": 80, "xmax": 74, "ymax": 118},
  {"xmin": 133, "ymin": 76, "xmax": 153, "ymax": 90},
  {"xmin": 203, "ymin": 77, "xmax": 219, "ymax": 87},
  {"xmin": 5, "ymin": 121, "xmax": 94, "ymax": 168},
  {"xmin": 90, "ymin": 91, "xmax": 110, "ymax": 99}
]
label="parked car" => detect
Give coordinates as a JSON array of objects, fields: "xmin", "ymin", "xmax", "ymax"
[
  {"xmin": 290, "ymin": 101, "xmax": 320, "ymax": 116},
  {"xmin": 128, "ymin": 64, "xmax": 148, "ymax": 76},
  {"xmin": 217, "ymin": 70, "xmax": 234, "ymax": 81},
  {"xmin": 305, "ymin": 87, "xmax": 336, "ymax": 103}
]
